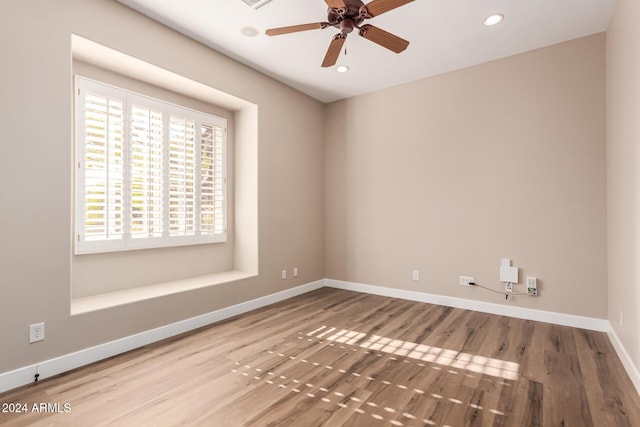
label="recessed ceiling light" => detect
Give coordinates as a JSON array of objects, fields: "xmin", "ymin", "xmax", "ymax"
[
  {"xmin": 336, "ymin": 65, "xmax": 350, "ymax": 73},
  {"xmin": 483, "ymin": 14, "xmax": 504, "ymax": 26},
  {"xmin": 240, "ymin": 26, "xmax": 259, "ymax": 37}
]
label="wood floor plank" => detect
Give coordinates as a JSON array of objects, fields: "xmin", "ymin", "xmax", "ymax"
[
  {"xmin": 543, "ymin": 350, "xmax": 594, "ymax": 426},
  {"xmin": 1, "ymin": 288, "xmax": 639, "ymax": 426},
  {"xmin": 573, "ymin": 328, "xmax": 640, "ymax": 426},
  {"xmin": 519, "ymin": 321, "xmax": 546, "ymax": 384}
]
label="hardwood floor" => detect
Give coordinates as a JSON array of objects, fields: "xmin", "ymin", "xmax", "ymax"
[{"xmin": 1, "ymin": 288, "xmax": 639, "ymax": 426}]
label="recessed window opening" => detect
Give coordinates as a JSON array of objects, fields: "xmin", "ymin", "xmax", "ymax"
[{"xmin": 74, "ymin": 76, "xmax": 227, "ymax": 255}]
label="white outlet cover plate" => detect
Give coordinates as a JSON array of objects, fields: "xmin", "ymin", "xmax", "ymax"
[
  {"xmin": 29, "ymin": 322, "xmax": 45, "ymax": 343},
  {"xmin": 459, "ymin": 276, "xmax": 474, "ymax": 286}
]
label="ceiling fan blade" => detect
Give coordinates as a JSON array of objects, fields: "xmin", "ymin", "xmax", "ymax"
[
  {"xmin": 266, "ymin": 22, "xmax": 327, "ymax": 36},
  {"xmin": 365, "ymin": 0, "xmax": 414, "ymax": 17},
  {"xmin": 359, "ymin": 24, "xmax": 409, "ymax": 53},
  {"xmin": 325, "ymin": 0, "xmax": 346, "ymax": 8},
  {"xmin": 321, "ymin": 34, "xmax": 346, "ymax": 67}
]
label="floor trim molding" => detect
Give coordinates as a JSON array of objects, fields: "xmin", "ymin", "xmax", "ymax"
[
  {"xmin": 0, "ymin": 279, "xmax": 325, "ymax": 394},
  {"xmin": 325, "ymin": 279, "xmax": 610, "ymax": 331},
  {"xmin": 3, "ymin": 278, "xmax": 638, "ymax": 398}
]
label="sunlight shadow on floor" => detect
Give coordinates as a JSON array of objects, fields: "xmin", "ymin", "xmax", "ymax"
[{"xmin": 307, "ymin": 325, "xmax": 519, "ymax": 381}]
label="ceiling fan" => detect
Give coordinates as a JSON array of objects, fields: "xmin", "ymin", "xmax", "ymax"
[{"xmin": 265, "ymin": 0, "xmax": 414, "ymax": 67}]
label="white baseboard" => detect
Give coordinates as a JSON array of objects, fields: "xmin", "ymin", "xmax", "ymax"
[
  {"xmin": 3, "ymin": 278, "xmax": 638, "ymax": 399},
  {"xmin": 325, "ymin": 279, "xmax": 610, "ymax": 331},
  {"xmin": 608, "ymin": 328, "xmax": 640, "ymax": 396},
  {"xmin": 0, "ymin": 280, "xmax": 325, "ymax": 394}
]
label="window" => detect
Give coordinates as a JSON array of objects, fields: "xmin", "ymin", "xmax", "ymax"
[{"xmin": 74, "ymin": 76, "xmax": 227, "ymax": 254}]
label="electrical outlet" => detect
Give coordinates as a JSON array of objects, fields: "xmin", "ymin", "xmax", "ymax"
[
  {"xmin": 459, "ymin": 275, "xmax": 474, "ymax": 286},
  {"xmin": 527, "ymin": 277, "xmax": 538, "ymax": 296},
  {"xmin": 505, "ymin": 282, "xmax": 513, "ymax": 293},
  {"xmin": 293, "ymin": 267, "xmax": 298, "ymax": 277},
  {"xmin": 412, "ymin": 270, "xmax": 420, "ymax": 281},
  {"xmin": 281, "ymin": 269, "xmax": 287, "ymax": 280},
  {"xmin": 29, "ymin": 322, "xmax": 45, "ymax": 343}
]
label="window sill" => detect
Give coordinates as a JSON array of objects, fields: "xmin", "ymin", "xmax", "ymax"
[{"xmin": 70, "ymin": 270, "xmax": 256, "ymax": 315}]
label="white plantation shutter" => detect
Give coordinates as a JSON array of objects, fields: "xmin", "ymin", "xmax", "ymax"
[
  {"xmin": 169, "ymin": 115, "xmax": 197, "ymax": 237},
  {"xmin": 79, "ymin": 86, "xmax": 124, "ymax": 244},
  {"xmin": 130, "ymin": 102, "xmax": 164, "ymax": 239},
  {"xmin": 75, "ymin": 77, "xmax": 227, "ymax": 254},
  {"xmin": 200, "ymin": 123, "xmax": 226, "ymax": 236}
]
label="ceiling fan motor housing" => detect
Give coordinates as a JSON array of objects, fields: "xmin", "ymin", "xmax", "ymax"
[{"xmin": 328, "ymin": 0, "xmax": 368, "ymax": 34}]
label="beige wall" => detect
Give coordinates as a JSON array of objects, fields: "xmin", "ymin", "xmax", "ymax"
[
  {"xmin": 0, "ymin": 0, "xmax": 627, "ymax": 379},
  {"xmin": 325, "ymin": 34, "xmax": 607, "ymax": 318},
  {"xmin": 0, "ymin": 0, "xmax": 324, "ymax": 373},
  {"xmin": 607, "ymin": 0, "xmax": 640, "ymax": 371}
]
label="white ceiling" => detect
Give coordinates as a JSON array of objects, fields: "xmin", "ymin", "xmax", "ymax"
[{"xmin": 117, "ymin": 0, "xmax": 616, "ymax": 103}]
